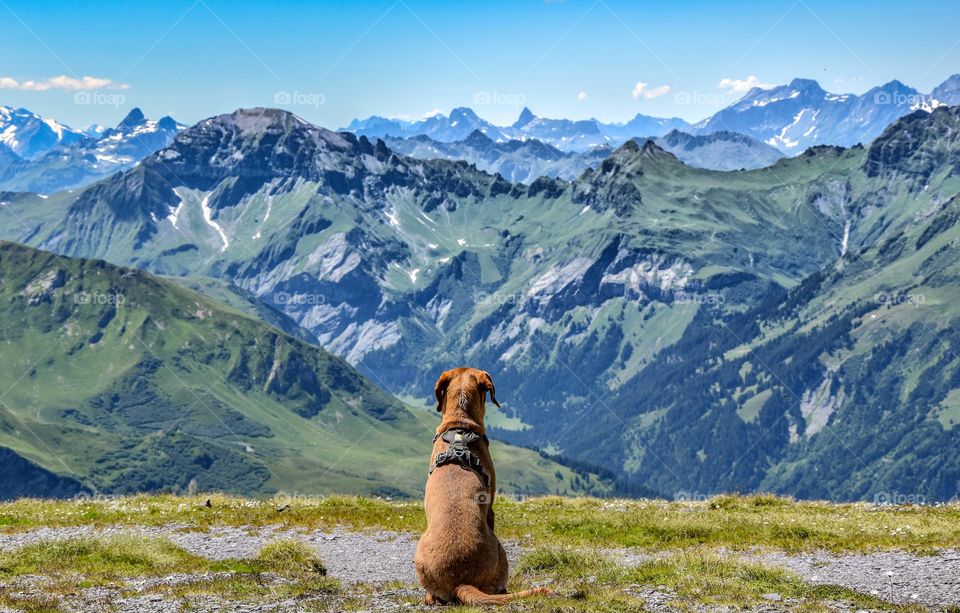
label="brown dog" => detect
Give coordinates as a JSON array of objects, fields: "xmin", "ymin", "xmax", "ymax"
[{"xmin": 414, "ymin": 367, "xmax": 551, "ymax": 606}]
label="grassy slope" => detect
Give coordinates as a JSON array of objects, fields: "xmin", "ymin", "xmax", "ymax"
[{"xmin": 0, "ymin": 242, "xmax": 604, "ymax": 498}]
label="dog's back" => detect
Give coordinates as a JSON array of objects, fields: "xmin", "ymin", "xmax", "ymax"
[
  {"xmin": 415, "ymin": 367, "xmax": 551, "ymax": 606},
  {"xmin": 415, "ymin": 465, "xmax": 507, "ymax": 602}
]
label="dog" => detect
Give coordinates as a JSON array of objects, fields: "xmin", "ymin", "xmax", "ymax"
[{"xmin": 414, "ymin": 367, "xmax": 552, "ymax": 606}]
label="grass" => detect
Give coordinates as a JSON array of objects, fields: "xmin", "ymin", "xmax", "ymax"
[
  {"xmin": 2, "ymin": 493, "xmax": 958, "ymax": 554},
  {"xmin": 510, "ymin": 546, "xmax": 922, "ymax": 612},
  {"xmin": 0, "ymin": 535, "xmax": 340, "ymax": 612},
  {"xmin": 252, "ymin": 539, "xmax": 327, "ymax": 575},
  {"xmin": 0, "ymin": 536, "xmax": 208, "ymax": 580},
  {"xmin": 0, "ymin": 493, "xmax": 953, "ymax": 611}
]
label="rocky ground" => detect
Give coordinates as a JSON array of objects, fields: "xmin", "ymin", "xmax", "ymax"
[{"xmin": 0, "ymin": 525, "xmax": 957, "ymax": 611}]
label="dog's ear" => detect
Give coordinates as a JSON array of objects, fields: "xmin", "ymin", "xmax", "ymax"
[
  {"xmin": 479, "ymin": 371, "xmax": 500, "ymax": 408},
  {"xmin": 434, "ymin": 370, "xmax": 455, "ymax": 412}
]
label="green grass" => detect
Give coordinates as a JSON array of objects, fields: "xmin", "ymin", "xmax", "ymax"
[
  {"xmin": 252, "ymin": 539, "xmax": 326, "ymax": 575},
  {"xmin": 0, "ymin": 536, "xmax": 208, "ymax": 580},
  {"xmin": 2, "ymin": 493, "xmax": 959, "ymax": 554},
  {"xmin": 0, "ymin": 535, "xmax": 340, "ymax": 611},
  {"xmin": 510, "ymin": 545, "xmax": 920, "ymax": 612}
]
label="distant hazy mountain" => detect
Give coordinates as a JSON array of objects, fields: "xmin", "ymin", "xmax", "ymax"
[
  {"xmin": 384, "ymin": 130, "xmax": 608, "ymax": 182},
  {"xmin": 0, "ymin": 142, "xmax": 20, "ymax": 176},
  {"xmin": 651, "ymin": 130, "xmax": 784, "ymax": 171},
  {"xmin": 349, "ymin": 74, "xmax": 960, "ymax": 156},
  {"xmin": 348, "ymin": 106, "xmax": 690, "ymax": 152},
  {"xmin": 0, "ymin": 106, "xmax": 86, "ymax": 159},
  {"xmin": 695, "ymin": 75, "xmax": 958, "ymax": 153},
  {"xmin": 347, "ymin": 107, "xmax": 512, "ymax": 143},
  {"xmin": 0, "ymin": 107, "xmax": 185, "ymax": 193},
  {"xmin": 386, "ymin": 128, "xmax": 782, "ymax": 181},
  {"xmin": 932, "ymin": 73, "xmax": 960, "ymax": 105}
]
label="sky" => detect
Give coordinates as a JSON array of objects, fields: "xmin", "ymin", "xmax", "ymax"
[{"xmin": 1, "ymin": 0, "xmax": 958, "ymax": 131}]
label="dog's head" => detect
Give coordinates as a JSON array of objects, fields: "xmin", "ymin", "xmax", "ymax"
[{"xmin": 434, "ymin": 367, "xmax": 500, "ymax": 422}]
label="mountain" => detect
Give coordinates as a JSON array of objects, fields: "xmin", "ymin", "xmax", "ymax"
[
  {"xmin": 348, "ymin": 107, "xmax": 689, "ymax": 152},
  {"xmin": 598, "ymin": 106, "xmax": 960, "ymax": 500},
  {"xmin": 346, "ymin": 107, "xmax": 512, "ymax": 143},
  {"xmin": 348, "ymin": 74, "xmax": 960, "ymax": 157},
  {"xmin": 0, "ymin": 241, "xmax": 607, "ymax": 499},
  {"xmin": 384, "ymin": 130, "xmax": 608, "ymax": 182},
  {"xmin": 694, "ymin": 76, "xmax": 952, "ymax": 153},
  {"xmin": 932, "ymin": 73, "xmax": 960, "ymax": 105},
  {"xmin": 507, "ymin": 106, "xmax": 613, "ymax": 150},
  {"xmin": 592, "ymin": 112, "xmax": 691, "ymax": 142},
  {"xmin": 384, "ymin": 128, "xmax": 782, "ymax": 183},
  {"xmin": 3, "ymin": 105, "xmax": 960, "ymax": 500},
  {"xmin": 0, "ymin": 107, "xmax": 185, "ymax": 193},
  {"xmin": 0, "ymin": 142, "xmax": 20, "ymax": 176},
  {"xmin": 650, "ymin": 130, "xmax": 784, "ymax": 171},
  {"xmin": 0, "ymin": 106, "xmax": 86, "ymax": 159}
]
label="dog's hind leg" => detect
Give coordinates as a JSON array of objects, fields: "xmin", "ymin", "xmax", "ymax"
[{"xmin": 424, "ymin": 593, "xmax": 446, "ymax": 606}]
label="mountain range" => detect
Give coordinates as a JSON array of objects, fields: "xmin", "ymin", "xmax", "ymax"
[
  {"xmin": 349, "ymin": 74, "xmax": 960, "ymax": 155},
  {"xmin": 0, "ymin": 105, "xmax": 87, "ymax": 159},
  {"xmin": 0, "ymin": 107, "xmax": 184, "ymax": 194},
  {"xmin": 1, "ymin": 100, "xmax": 958, "ymax": 500},
  {"xmin": 0, "ymin": 240, "xmax": 607, "ymax": 499},
  {"xmin": 384, "ymin": 129, "xmax": 784, "ymax": 181}
]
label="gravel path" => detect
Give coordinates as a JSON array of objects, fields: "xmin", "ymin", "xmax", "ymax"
[
  {"xmin": 2, "ymin": 525, "xmax": 958, "ymax": 610},
  {"xmin": 613, "ymin": 547, "xmax": 960, "ymax": 609},
  {"xmin": 0, "ymin": 524, "xmax": 524, "ymax": 586},
  {"xmin": 756, "ymin": 549, "xmax": 960, "ymax": 607}
]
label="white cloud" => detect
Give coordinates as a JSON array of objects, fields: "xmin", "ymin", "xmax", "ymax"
[
  {"xmin": 631, "ymin": 82, "xmax": 671, "ymax": 100},
  {"xmin": 577, "ymin": 91, "xmax": 589, "ymax": 101},
  {"xmin": 717, "ymin": 75, "xmax": 772, "ymax": 94},
  {"xmin": 421, "ymin": 108, "xmax": 444, "ymax": 119},
  {"xmin": 0, "ymin": 75, "xmax": 129, "ymax": 91}
]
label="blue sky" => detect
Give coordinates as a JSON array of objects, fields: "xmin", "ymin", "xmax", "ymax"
[{"xmin": 1, "ymin": 0, "xmax": 958, "ymax": 130}]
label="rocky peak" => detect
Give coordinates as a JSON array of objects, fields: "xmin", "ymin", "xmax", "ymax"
[
  {"xmin": 514, "ymin": 107, "xmax": 536, "ymax": 128},
  {"xmin": 463, "ymin": 129, "xmax": 495, "ymax": 147},
  {"xmin": 932, "ymin": 73, "xmax": 960, "ymax": 105},
  {"xmin": 118, "ymin": 107, "xmax": 146, "ymax": 129}
]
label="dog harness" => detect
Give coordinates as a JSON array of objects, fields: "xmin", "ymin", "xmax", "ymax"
[{"xmin": 429, "ymin": 428, "xmax": 490, "ymax": 486}]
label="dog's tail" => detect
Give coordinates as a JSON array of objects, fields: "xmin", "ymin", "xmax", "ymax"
[{"xmin": 454, "ymin": 584, "xmax": 552, "ymax": 606}]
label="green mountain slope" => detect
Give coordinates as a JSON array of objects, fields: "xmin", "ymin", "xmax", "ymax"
[{"xmin": 0, "ymin": 242, "xmax": 607, "ymax": 499}]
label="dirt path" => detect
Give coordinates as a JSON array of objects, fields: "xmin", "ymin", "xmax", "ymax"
[{"xmin": 1, "ymin": 526, "xmax": 957, "ymax": 611}]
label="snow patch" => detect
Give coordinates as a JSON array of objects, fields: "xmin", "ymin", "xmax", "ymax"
[{"xmin": 200, "ymin": 194, "xmax": 230, "ymax": 252}]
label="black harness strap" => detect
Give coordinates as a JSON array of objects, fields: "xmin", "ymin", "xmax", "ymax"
[{"xmin": 429, "ymin": 428, "xmax": 490, "ymax": 486}]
